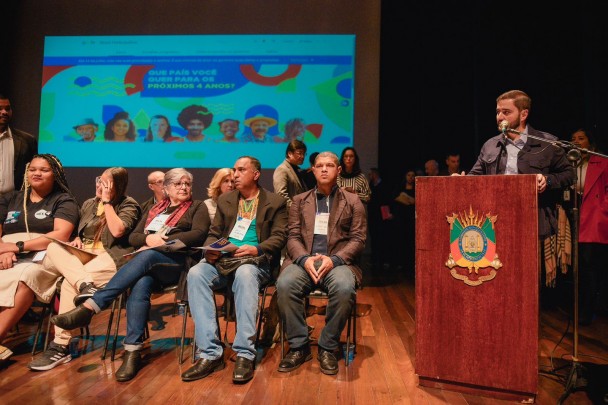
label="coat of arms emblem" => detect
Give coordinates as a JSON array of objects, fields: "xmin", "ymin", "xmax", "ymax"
[{"xmin": 445, "ymin": 206, "xmax": 502, "ymax": 286}]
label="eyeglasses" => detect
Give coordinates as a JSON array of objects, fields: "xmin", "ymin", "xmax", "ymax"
[
  {"xmin": 171, "ymin": 182, "xmax": 192, "ymax": 189},
  {"xmin": 293, "ymin": 150, "xmax": 307, "ymax": 157},
  {"xmin": 149, "ymin": 180, "xmax": 164, "ymax": 185},
  {"xmin": 95, "ymin": 176, "xmax": 102, "ymax": 184}
]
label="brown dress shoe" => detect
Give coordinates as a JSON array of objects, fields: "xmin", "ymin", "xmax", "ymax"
[
  {"xmin": 232, "ymin": 356, "xmax": 255, "ymax": 383},
  {"xmin": 318, "ymin": 348, "xmax": 339, "ymax": 375},
  {"xmin": 181, "ymin": 357, "xmax": 225, "ymax": 382},
  {"xmin": 278, "ymin": 346, "xmax": 312, "ymax": 372}
]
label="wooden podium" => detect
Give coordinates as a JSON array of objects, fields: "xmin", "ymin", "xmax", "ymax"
[{"xmin": 415, "ymin": 175, "xmax": 539, "ymax": 402}]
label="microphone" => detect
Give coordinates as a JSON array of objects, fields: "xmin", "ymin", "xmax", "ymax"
[{"xmin": 499, "ymin": 120, "xmax": 509, "ymax": 135}]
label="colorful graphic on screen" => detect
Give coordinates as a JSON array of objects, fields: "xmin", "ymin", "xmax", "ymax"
[{"xmin": 39, "ymin": 35, "xmax": 356, "ymax": 168}]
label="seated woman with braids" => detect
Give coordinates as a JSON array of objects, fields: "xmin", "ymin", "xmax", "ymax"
[
  {"xmin": 51, "ymin": 168, "xmax": 210, "ymax": 382},
  {"xmin": 0, "ymin": 154, "xmax": 79, "ymax": 364},
  {"xmin": 27, "ymin": 167, "xmax": 141, "ymax": 371}
]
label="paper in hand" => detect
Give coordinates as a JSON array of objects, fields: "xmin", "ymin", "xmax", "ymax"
[{"xmin": 44, "ymin": 236, "xmax": 99, "ymax": 264}]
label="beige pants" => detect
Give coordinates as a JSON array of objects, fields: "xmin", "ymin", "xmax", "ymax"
[{"xmin": 43, "ymin": 242, "xmax": 117, "ymax": 346}]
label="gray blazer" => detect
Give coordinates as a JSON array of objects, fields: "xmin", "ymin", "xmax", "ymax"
[{"xmin": 272, "ymin": 159, "xmax": 306, "ymax": 207}]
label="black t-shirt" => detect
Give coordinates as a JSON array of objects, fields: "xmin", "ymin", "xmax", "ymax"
[{"xmin": 0, "ymin": 189, "xmax": 80, "ymax": 235}]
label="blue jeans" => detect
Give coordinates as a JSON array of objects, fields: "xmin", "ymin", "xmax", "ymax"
[
  {"xmin": 86, "ymin": 250, "xmax": 184, "ymax": 350},
  {"xmin": 276, "ymin": 264, "xmax": 355, "ymax": 351},
  {"xmin": 187, "ymin": 260, "xmax": 270, "ymax": 361}
]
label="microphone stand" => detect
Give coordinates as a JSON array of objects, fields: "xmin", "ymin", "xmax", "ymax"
[
  {"xmin": 558, "ymin": 148, "xmax": 583, "ymax": 405},
  {"xmin": 506, "ymin": 128, "xmax": 608, "ymax": 403}
]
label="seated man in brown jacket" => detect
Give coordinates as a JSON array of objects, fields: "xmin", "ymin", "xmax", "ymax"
[{"xmin": 276, "ymin": 151, "xmax": 367, "ymax": 375}]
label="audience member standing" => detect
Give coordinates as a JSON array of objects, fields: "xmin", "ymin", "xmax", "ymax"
[
  {"xmin": 439, "ymin": 152, "xmax": 460, "ymax": 175},
  {"xmin": 0, "ymin": 93, "xmax": 38, "ymax": 195},
  {"xmin": 337, "ymin": 147, "xmax": 371, "ymax": 205},
  {"xmin": 391, "ymin": 169, "xmax": 416, "ymax": 273},
  {"xmin": 367, "ymin": 168, "xmax": 393, "ymax": 271},
  {"xmin": 302, "ymin": 152, "xmax": 319, "ymax": 190},
  {"xmin": 570, "ymin": 128, "xmax": 608, "ymax": 324},
  {"xmin": 424, "ymin": 159, "xmax": 439, "ymax": 176},
  {"xmin": 273, "ymin": 140, "xmax": 308, "ymax": 208}
]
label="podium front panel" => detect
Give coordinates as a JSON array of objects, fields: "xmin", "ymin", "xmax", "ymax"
[{"xmin": 415, "ymin": 175, "xmax": 538, "ymax": 400}]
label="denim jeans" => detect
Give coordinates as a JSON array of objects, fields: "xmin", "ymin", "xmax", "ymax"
[
  {"xmin": 86, "ymin": 250, "xmax": 184, "ymax": 350},
  {"xmin": 276, "ymin": 264, "xmax": 355, "ymax": 351},
  {"xmin": 188, "ymin": 260, "xmax": 270, "ymax": 361}
]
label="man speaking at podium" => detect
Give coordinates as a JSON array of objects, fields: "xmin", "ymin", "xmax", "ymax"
[{"xmin": 467, "ymin": 89, "xmax": 574, "ymax": 296}]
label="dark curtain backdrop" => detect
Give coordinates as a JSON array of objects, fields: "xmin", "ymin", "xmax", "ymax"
[{"xmin": 379, "ymin": 0, "xmax": 608, "ymax": 192}]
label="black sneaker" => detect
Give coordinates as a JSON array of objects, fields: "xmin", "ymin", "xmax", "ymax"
[
  {"xmin": 73, "ymin": 282, "xmax": 98, "ymax": 306},
  {"xmin": 27, "ymin": 342, "xmax": 71, "ymax": 371}
]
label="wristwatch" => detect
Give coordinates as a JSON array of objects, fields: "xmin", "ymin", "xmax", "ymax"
[
  {"xmin": 16, "ymin": 241, "xmax": 25, "ymax": 253},
  {"xmin": 102, "ymin": 200, "xmax": 112, "ymax": 205}
]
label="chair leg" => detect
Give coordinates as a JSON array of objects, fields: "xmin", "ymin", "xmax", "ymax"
[
  {"xmin": 280, "ymin": 318, "xmax": 285, "ymax": 359},
  {"xmin": 191, "ymin": 329, "xmax": 197, "ymax": 364},
  {"xmin": 222, "ymin": 289, "xmax": 234, "ymax": 346},
  {"xmin": 43, "ymin": 306, "xmax": 53, "ymax": 352},
  {"xmin": 31, "ymin": 304, "xmax": 49, "ymax": 356},
  {"xmin": 110, "ymin": 293, "xmax": 125, "ymax": 361},
  {"xmin": 345, "ymin": 312, "xmax": 353, "ymax": 366},
  {"xmin": 179, "ymin": 302, "xmax": 188, "ymax": 364},
  {"xmin": 172, "ymin": 293, "xmax": 178, "ymax": 317},
  {"xmin": 345, "ymin": 292, "xmax": 357, "ymax": 366},
  {"xmin": 255, "ymin": 285, "xmax": 270, "ymax": 346},
  {"xmin": 101, "ymin": 298, "xmax": 116, "ymax": 360}
]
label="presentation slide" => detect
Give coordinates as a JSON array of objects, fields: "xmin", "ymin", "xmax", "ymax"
[{"xmin": 39, "ymin": 35, "xmax": 355, "ymax": 169}]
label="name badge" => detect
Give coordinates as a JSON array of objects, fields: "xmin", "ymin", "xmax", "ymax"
[
  {"xmin": 145, "ymin": 214, "xmax": 170, "ymax": 233},
  {"xmin": 229, "ymin": 217, "xmax": 252, "ymax": 240},
  {"xmin": 314, "ymin": 212, "xmax": 329, "ymax": 235}
]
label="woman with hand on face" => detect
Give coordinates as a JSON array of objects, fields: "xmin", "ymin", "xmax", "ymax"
[
  {"xmin": 52, "ymin": 168, "xmax": 210, "ymax": 382},
  {"xmin": 0, "ymin": 154, "xmax": 79, "ymax": 364},
  {"xmin": 27, "ymin": 167, "xmax": 141, "ymax": 371},
  {"xmin": 104, "ymin": 111, "xmax": 136, "ymax": 142}
]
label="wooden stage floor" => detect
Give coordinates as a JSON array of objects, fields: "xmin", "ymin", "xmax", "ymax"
[{"xmin": 1, "ymin": 269, "xmax": 607, "ymax": 404}]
